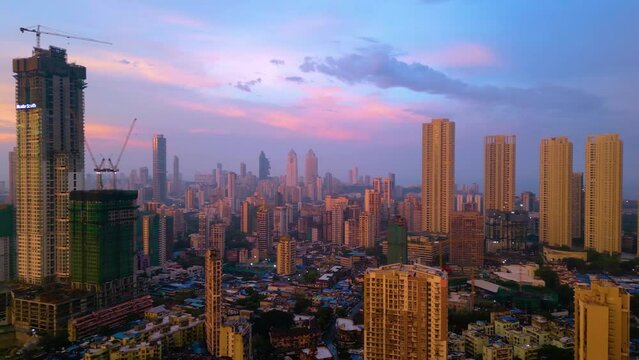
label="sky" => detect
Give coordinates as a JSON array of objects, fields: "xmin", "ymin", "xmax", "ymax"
[{"xmin": 0, "ymin": 0, "xmax": 638, "ymax": 197}]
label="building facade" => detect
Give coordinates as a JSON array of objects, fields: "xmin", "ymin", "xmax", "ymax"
[
  {"xmin": 450, "ymin": 211, "xmax": 484, "ymax": 269},
  {"xmin": 276, "ymin": 236, "xmax": 295, "ymax": 276},
  {"xmin": 14, "ymin": 46, "xmax": 86, "ymax": 284},
  {"xmin": 539, "ymin": 137, "xmax": 573, "ymax": 248},
  {"xmin": 364, "ymin": 263, "xmax": 448, "ymax": 360},
  {"xmin": 152, "ymin": 134, "xmax": 167, "ymax": 203},
  {"xmin": 484, "ymin": 135, "xmax": 516, "ymax": 212},
  {"xmin": 205, "ymin": 249, "xmax": 222, "ymax": 357},
  {"xmin": 422, "ymin": 119, "xmax": 455, "ymax": 234},
  {"xmin": 584, "ymin": 134, "xmax": 623, "ymax": 254}
]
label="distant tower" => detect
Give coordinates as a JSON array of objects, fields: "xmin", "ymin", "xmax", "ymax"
[
  {"xmin": 539, "ymin": 137, "xmax": 573, "ymax": 248},
  {"xmin": 364, "ymin": 264, "xmax": 448, "ymax": 359},
  {"xmin": 258, "ymin": 151, "xmax": 270, "ymax": 180},
  {"xmin": 276, "ymin": 236, "xmax": 295, "ymax": 275},
  {"xmin": 14, "ymin": 47, "xmax": 86, "ymax": 284},
  {"xmin": 139, "ymin": 166, "xmax": 149, "ymax": 187},
  {"xmin": 205, "ymin": 249, "xmax": 222, "ymax": 357},
  {"xmin": 286, "ymin": 149, "xmax": 298, "ymax": 187},
  {"xmin": 172, "ymin": 155, "xmax": 180, "ymax": 196},
  {"xmin": 240, "ymin": 162, "xmax": 247, "ymax": 178},
  {"xmin": 484, "ymin": 135, "xmax": 516, "ymax": 212},
  {"xmin": 227, "ymin": 172, "xmax": 237, "ymax": 213},
  {"xmin": 304, "ymin": 149, "xmax": 318, "ymax": 200},
  {"xmin": 256, "ymin": 206, "xmax": 272, "ymax": 260},
  {"xmin": 571, "ymin": 172, "xmax": 584, "ymax": 241},
  {"xmin": 364, "ymin": 189, "xmax": 381, "ymax": 243},
  {"xmin": 241, "ymin": 201, "xmax": 255, "ymax": 234},
  {"xmin": 421, "ymin": 119, "xmax": 455, "ymax": 234},
  {"xmin": 211, "ymin": 223, "xmax": 226, "ymax": 259},
  {"xmin": 449, "ymin": 211, "xmax": 484, "ymax": 268},
  {"xmin": 585, "ymin": 134, "xmax": 623, "ymax": 254},
  {"xmin": 351, "ymin": 166, "xmax": 359, "ymax": 185},
  {"xmin": 152, "ymin": 134, "xmax": 167, "ymax": 203}
]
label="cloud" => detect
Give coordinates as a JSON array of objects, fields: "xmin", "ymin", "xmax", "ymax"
[
  {"xmin": 285, "ymin": 76, "xmax": 305, "ymax": 84},
  {"xmin": 232, "ymin": 78, "xmax": 262, "ymax": 92},
  {"xmin": 270, "ymin": 59, "xmax": 285, "ymax": 66},
  {"xmin": 0, "ymin": 132, "xmax": 15, "ymax": 143},
  {"xmin": 403, "ymin": 43, "xmax": 498, "ymax": 68},
  {"xmin": 300, "ymin": 44, "xmax": 605, "ymax": 115},
  {"xmin": 357, "ymin": 36, "xmax": 379, "ymax": 43},
  {"xmin": 72, "ymin": 51, "xmax": 219, "ymax": 90}
]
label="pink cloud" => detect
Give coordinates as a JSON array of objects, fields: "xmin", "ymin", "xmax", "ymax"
[
  {"xmin": 404, "ymin": 43, "xmax": 498, "ymax": 68},
  {"xmin": 0, "ymin": 132, "xmax": 15, "ymax": 143},
  {"xmin": 71, "ymin": 51, "xmax": 218, "ymax": 89},
  {"xmin": 85, "ymin": 121, "xmax": 148, "ymax": 149},
  {"xmin": 170, "ymin": 84, "xmax": 428, "ymax": 141}
]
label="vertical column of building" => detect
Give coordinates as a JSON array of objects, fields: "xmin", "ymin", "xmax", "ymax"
[
  {"xmin": 172, "ymin": 155, "xmax": 180, "ymax": 196},
  {"xmin": 256, "ymin": 205, "xmax": 272, "ymax": 260},
  {"xmin": 584, "ymin": 134, "xmax": 623, "ymax": 254},
  {"xmin": 571, "ymin": 172, "xmax": 584, "ymax": 241},
  {"xmin": 211, "ymin": 223, "xmax": 226, "ymax": 260},
  {"xmin": 539, "ymin": 137, "xmax": 573, "ymax": 248},
  {"xmin": 152, "ymin": 134, "xmax": 167, "ymax": 203},
  {"xmin": 276, "ymin": 236, "xmax": 295, "ymax": 275},
  {"xmin": 421, "ymin": 119, "xmax": 455, "ymax": 234},
  {"xmin": 484, "ymin": 135, "xmax": 516, "ymax": 212},
  {"xmin": 364, "ymin": 189, "xmax": 381, "ymax": 244},
  {"xmin": 205, "ymin": 249, "xmax": 222, "ymax": 357}
]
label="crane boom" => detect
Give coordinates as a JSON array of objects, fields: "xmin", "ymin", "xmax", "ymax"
[
  {"xmin": 115, "ymin": 118, "xmax": 137, "ymax": 168},
  {"xmin": 20, "ymin": 25, "xmax": 112, "ymax": 48}
]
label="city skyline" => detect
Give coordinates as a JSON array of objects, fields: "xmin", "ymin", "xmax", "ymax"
[{"xmin": 0, "ymin": 1, "xmax": 638, "ymax": 197}]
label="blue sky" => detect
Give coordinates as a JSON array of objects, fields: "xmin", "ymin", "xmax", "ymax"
[{"xmin": 1, "ymin": 0, "xmax": 637, "ymax": 197}]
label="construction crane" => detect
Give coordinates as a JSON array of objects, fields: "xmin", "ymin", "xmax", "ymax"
[
  {"xmin": 85, "ymin": 118, "xmax": 137, "ymax": 190},
  {"xmin": 20, "ymin": 25, "xmax": 112, "ymax": 48}
]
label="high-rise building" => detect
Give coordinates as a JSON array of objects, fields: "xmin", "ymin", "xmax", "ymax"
[
  {"xmin": 484, "ymin": 135, "xmax": 516, "ymax": 212},
  {"xmin": 539, "ymin": 137, "xmax": 573, "ymax": 248},
  {"xmin": 185, "ymin": 187, "xmax": 195, "ymax": 210},
  {"xmin": 344, "ymin": 218, "xmax": 359, "ymax": 248},
  {"xmin": 326, "ymin": 196, "xmax": 349, "ymax": 245},
  {"xmin": 258, "ymin": 151, "xmax": 270, "ymax": 180},
  {"xmin": 399, "ymin": 194, "xmax": 422, "ymax": 233},
  {"xmin": 240, "ymin": 201, "xmax": 255, "ymax": 234},
  {"xmin": 286, "ymin": 149, "xmax": 298, "ymax": 187},
  {"xmin": 364, "ymin": 264, "xmax": 448, "ymax": 359},
  {"xmin": 205, "ymin": 249, "xmax": 222, "ymax": 357},
  {"xmin": 571, "ymin": 172, "xmax": 584, "ymax": 240},
  {"xmin": 574, "ymin": 280, "xmax": 629, "ymax": 360},
  {"xmin": 350, "ymin": 166, "xmax": 359, "ymax": 185},
  {"xmin": 140, "ymin": 213, "xmax": 161, "ymax": 267},
  {"xmin": 364, "ymin": 189, "xmax": 381, "ymax": 243},
  {"xmin": 359, "ymin": 212, "xmax": 374, "ymax": 248},
  {"xmin": 422, "ymin": 119, "xmax": 455, "ymax": 234},
  {"xmin": 8, "ymin": 148, "xmax": 16, "ymax": 205},
  {"xmin": 69, "ymin": 190, "xmax": 137, "ymax": 306},
  {"xmin": 239, "ymin": 162, "xmax": 247, "ymax": 178},
  {"xmin": 386, "ymin": 216, "xmax": 407, "ymax": 264},
  {"xmin": 152, "ymin": 134, "xmax": 167, "ymax": 203},
  {"xmin": 227, "ymin": 172, "xmax": 237, "ymax": 213},
  {"xmin": 585, "ymin": 134, "xmax": 623, "ymax": 254},
  {"xmin": 449, "ymin": 211, "xmax": 484, "ymax": 268},
  {"xmin": 14, "ymin": 46, "xmax": 86, "ymax": 284},
  {"xmin": 172, "ymin": 155, "xmax": 180, "ymax": 196},
  {"xmin": 256, "ymin": 206, "xmax": 272, "ymax": 260},
  {"xmin": 485, "ymin": 209, "xmax": 529, "ymax": 252},
  {"xmin": 276, "ymin": 236, "xmax": 295, "ymax": 276},
  {"xmin": 520, "ymin": 191, "xmax": 536, "ymax": 212},
  {"xmin": 139, "ymin": 166, "xmax": 149, "ymax": 187},
  {"xmin": 304, "ymin": 149, "xmax": 318, "ymax": 200},
  {"xmin": 211, "ymin": 223, "xmax": 226, "ymax": 259}
]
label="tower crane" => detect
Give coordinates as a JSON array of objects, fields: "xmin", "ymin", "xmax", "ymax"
[
  {"xmin": 20, "ymin": 25, "xmax": 112, "ymax": 48},
  {"xmin": 85, "ymin": 118, "xmax": 137, "ymax": 190}
]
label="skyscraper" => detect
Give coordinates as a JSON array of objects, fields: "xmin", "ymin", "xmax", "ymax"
[
  {"xmin": 364, "ymin": 189, "xmax": 381, "ymax": 243},
  {"xmin": 421, "ymin": 119, "xmax": 455, "ymax": 234},
  {"xmin": 350, "ymin": 166, "xmax": 358, "ymax": 185},
  {"xmin": 304, "ymin": 149, "xmax": 318, "ymax": 200},
  {"xmin": 211, "ymin": 223, "xmax": 226, "ymax": 260},
  {"xmin": 484, "ymin": 135, "xmax": 516, "ymax": 212},
  {"xmin": 258, "ymin": 151, "xmax": 270, "ymax": 180},
  {"xmin": 172, "ymin": 155, "xmax": 180, "ymax": 196},
  {"xmin": 256, "ymin": 205, "xmax": 272, "ymax": 260},
  {"xmin": 364, "ymin": 264, "xmax": 448, "ymax": 359},
  {"xmin": 239, "ymin": 162, "xmax": 247, "ymax": 178},
  {"xmin": 139, "ymin": 166, "xmax": 149, "ymax": 187},
  {"xmin": 449, "ymin": 211, "xmax": 484, "ymax": 268},
  {"xmin": 276, "ymin": 236, "xmax": 295, "ymax": 276},
  {"xmin": 69, "ymin": 190, "xmax": 137, "ymax": 306},
  {"xmin": 571, "ymin": 172, "xmax": 584, "ymax": 240},
  {"xmin": 585, "ymin": 134, "xmax": 623, "ymax": 254},
  {"xmin": 574, "ymin": 280, "xmax": 629, "ymax": 360},
  {"xmin": 286, "ymin": 149, "xmax": 298, "ymax": 187},
  {"xmin": 240, "ymin": 201, "xmax": 255, "ymax": 234},
  {"xmin": 14, "ymin": 46, "xmax": 86, "ymax": 284},
  {"xmin": 152, "ymin": 134, "xmax": 167, "ymax": 203},
  {"xmin": 386, "ymin": 216, "xmax": 407, "ymax": 264},
  {"xmin": 205, "ymin": 249, "xmax": 222, "ymax": 357},
  {"xmin": 539, "ymin": 137, "xmax": 573, "ymax": 248},
  {"xmin": 0, "ymin": 205, "xmax": 14, "ymax": 281}
]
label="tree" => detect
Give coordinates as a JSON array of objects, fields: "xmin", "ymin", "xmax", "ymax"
[
  {"xmin": 294, "ymin": 295, "xmax": 312, "ymax": 314},
  {"xmin": 303, "ymin": 268, "xmax": 319, "ymax": 283},
  {"xmin": 316, "ymin": 306, "xmax": 334, "ymax": 330},
  {"xmin": 538, "ymin": 344, "xmax": 573, "ymax": 359},
  {"xmin": 556, "ymin": 284, "xmax": 574, "ymax": 310},
  {"xmin": 253, "ymin": 310, "xmax": 294, "ymax": 337},
  {"xmin": 535, "ymin": 267, "xmax": 559, "ymax": 289}
]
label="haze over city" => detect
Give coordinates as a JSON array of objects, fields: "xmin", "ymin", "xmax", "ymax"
[{"xmin": 0, "ymin": 0, "xmax": 638, "ymax": 196}]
